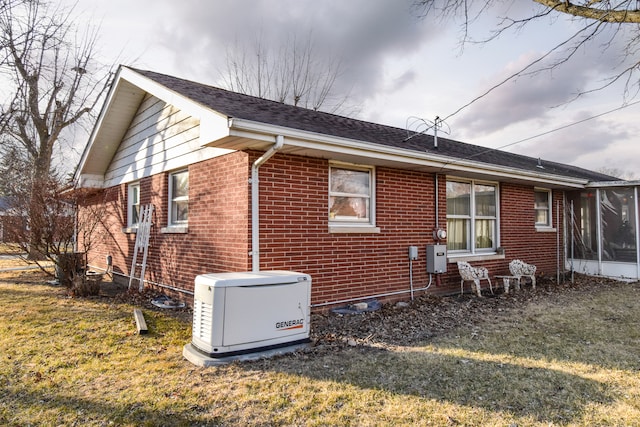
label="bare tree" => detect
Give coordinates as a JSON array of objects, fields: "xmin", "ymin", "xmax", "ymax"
[
  {"xmin": 415, "ymin": 1, "xmax": 640, "ymax": 24},
  {"xmin": 597, "ymin": 166, "xmax": 637, "ymax": 181},
  {"xmin": 0, "ymin": 0, "xmax": 113, "ymax": 259},
  {"xmin": 412, "ymin": 0, "xmax": 640, "ymax": 119},
  {"xmin": 219, "ymin": 31, "xmax": 353, "ymax": 114}
]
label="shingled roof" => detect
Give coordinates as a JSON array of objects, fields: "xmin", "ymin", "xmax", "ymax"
[{"xmin": 133, "ymin": 68, "xmax": 617, "ymax": 183}]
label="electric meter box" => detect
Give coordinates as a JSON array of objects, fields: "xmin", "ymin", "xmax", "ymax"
[
  {"xmin": 426, "ymin": 244, "xmax": 447, "ymax": 273},
  {"xmin": 188, "ymin": 270, "xmax": 311, "ymax": 359}
]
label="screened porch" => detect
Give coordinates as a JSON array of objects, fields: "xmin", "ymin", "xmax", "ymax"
[{"xmin": 567, "ymin": 182, "xmax": 640, "ymax": 279}]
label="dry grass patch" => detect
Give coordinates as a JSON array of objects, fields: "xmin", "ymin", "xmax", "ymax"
[
  {"xmin": 0, "ymin": 257, "xmax": 32, "ymax": 270},
  {"xmin": 0, "ymin": 243, "xmax": 22, "ymax": 255},
  {"xmin": 1, "ymin": 271, "xmax": 639, "ymax": 426}
]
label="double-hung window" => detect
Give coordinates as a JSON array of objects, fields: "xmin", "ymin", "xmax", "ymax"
[
  {"xmin": 127, "ymin": 182, "xmax": 140, "ymax": 228},
  {"xmin": 446, "ymin": 179, "xmax": 498, "ymax": 253},
  {"xmin": 329, "ymin": 164, "xmax": 375, "ymax": 228},
  {"xmin": 168, "ymin": 170, "xmax": 188, "ymax": 226},
  {"xmin": 534, "ymin": 188, "xmax": 552, "ymax": 228}
]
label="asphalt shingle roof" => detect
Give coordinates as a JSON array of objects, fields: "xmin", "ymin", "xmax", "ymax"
[{"xmin": 133, "ymin": 68, "xmax": 618, "ymax": 183}]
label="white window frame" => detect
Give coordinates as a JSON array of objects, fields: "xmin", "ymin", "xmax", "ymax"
[
  {"xmin": 168, "ymin": 169, "xmax": 188, "ymax": 228},
  {"xmin": 328, "ymin": 162, "xmax": 379, "ymax": 233},
  {"xmin": 127, "ymin": 182, "xmax": 140, "ymax": 228},
  {"xmin": 534, "ymin": 188, "xmax": 553, "ymax": 229},
  {"xmin": 446, "ymin": 178, "xmax": 500, "ymax": 255}
]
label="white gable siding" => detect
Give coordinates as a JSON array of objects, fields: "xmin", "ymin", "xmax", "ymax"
[{"xmin": 103, "ymin": 94, "xmax": 232, "ymax": 187}]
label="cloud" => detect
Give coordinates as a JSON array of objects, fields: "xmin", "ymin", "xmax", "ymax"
[
  {"xmin": 509, "ymin": 111, "xmax": 634, "ymax": 170},
  {"xmin": 154, "ymin": 0, "xmax": 439, "ymax": 105},
  {"xmin": 456, "ymin": 50, "xmax": 602, "ymax": 136},
  {"xmin": 448, "ymin": 12, "xmax": 636, "ymax": 137}
]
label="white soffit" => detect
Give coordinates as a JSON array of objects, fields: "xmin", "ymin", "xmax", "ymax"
[{"xmin": 78, "ymin": 67, "xmax": 230, "ymax": 181}]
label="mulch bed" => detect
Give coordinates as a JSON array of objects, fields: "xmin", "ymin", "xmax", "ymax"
[
  {"xmin": 92, "ymin": 274, "xmax": 633, "ymax": 354},
  {"xmin": 308, "ymin": 274, "xmax": 632, "ymax": 351}
]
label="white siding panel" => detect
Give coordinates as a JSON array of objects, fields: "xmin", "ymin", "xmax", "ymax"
[
  {"xmin": 109, "ymin": 115, "xmax": 198, "ymax": 170},
  {"xmin": 104, "ymin": 95, "xmax": 233, "ymax": 187}
]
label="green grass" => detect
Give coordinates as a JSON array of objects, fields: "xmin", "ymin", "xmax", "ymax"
[{"xmin": 1, "ymin": 271, "xmax": 640, "ymax": 426}]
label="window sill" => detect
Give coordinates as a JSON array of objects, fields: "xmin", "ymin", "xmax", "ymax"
[
  {"xmin": 535, "ymin": 226, "xmax": 557, "ymax": 233},
  {"xmin": 122, "ymin": 226, "xmax": 138, "ymax": 234},
  {"xmin": 160, "ymin": 225, "xmax": 188, "ymax": 234},
  {"xmin": 447, "ymin": 252, "xmax": 505, "ymax": 263},
  {"xmin": 329, "ymin": 225, "xmax": 381, "ymax": 234}
]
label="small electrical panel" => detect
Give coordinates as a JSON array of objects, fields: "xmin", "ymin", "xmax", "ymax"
[
  {"xmin": 426, "ymin": 244, "xmax": 447, "ymax": 273},
  {"xmin": 408, "ymin": 246, "xmax": 418, "ymax": 260}
]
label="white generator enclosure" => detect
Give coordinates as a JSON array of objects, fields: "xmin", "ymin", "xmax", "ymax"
[{"xmin": 189, "ymin": 271, "xmax": 311, "ymax": 358}]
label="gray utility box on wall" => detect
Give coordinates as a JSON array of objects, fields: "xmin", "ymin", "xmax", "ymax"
[{"xmin": 426, "ymin": 244, "xmax": 447, "ymax": 273}]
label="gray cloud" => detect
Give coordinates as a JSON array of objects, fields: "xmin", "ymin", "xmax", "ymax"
[
  {"xmin": 155, "ymin": 0, "xmax": 439, "ymax": 105},
  {"xmin": 510, "ymin": 112, "xmax": 632, "ymax": 168},
  {"xmin": 453, "ymin": 18, "xmax": 635, "ymax": 137}
]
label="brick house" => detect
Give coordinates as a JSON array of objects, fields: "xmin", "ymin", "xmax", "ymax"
[{"xmin": 73, "ymin": 66, "xmax": 629, "ymax": 309}]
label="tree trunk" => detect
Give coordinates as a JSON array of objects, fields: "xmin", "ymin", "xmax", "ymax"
[{"xmin": 27, "ymin": 146, "xmax": 52, "ymax": 260}]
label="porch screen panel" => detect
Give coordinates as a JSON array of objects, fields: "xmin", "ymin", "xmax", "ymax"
[
  {"xmin": 566, "ymin": 191, "xmax": 598, "ymax": 260},
  {"xmin": 601, "ymin": 187, "xmax": 636, "ymax": 262}
]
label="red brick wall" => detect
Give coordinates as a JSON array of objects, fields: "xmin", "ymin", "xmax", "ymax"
[
  {"xmin": 256, "ymin": 152, "xmax": 448, "ymax": 306},
  {"xmin": 76, "ymin": 185, "xmax": 127, "ymax": 272},
  {"xmin": 499, "ymin": 183, "xmax": 565, "ymax": 278},
  {"xmin": 78, "ymin": 149, "xmax": 567, "ymax": 308},
  {"xmin": 254, "ymin": 153, "xmax": 566, "ymax": 306},
  {"xmin": 78, "ymin": 151, "xmax": 251, "ymax": 296}
]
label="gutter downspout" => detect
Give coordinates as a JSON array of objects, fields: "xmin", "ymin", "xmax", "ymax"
[{"xmin": 251, "ymin": 135, "xmax": 284, "ymax": 272}]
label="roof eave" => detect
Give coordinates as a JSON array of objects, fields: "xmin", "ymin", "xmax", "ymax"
[
  {"xmin": 586, "ymin": 180, "xmax": 635, "ymax": 188},
  {"xmin": 221, "ymin": 118, "xmax": 590, "ymax": 189}
]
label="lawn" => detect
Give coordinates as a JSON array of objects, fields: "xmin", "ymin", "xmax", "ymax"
[
  {"xmin": 0, "ymin": 243, "xmax": 22, "ymax": 255},
  {"xmin": 1, "ymin": 270, "xmax": 639, "ymax": 426}
]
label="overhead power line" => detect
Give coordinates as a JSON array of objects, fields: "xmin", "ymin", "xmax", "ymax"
[
  {"xmin": 436, "ymin": 99, "xmax": 640, "ymax": 170},
  {"xmin": 492, "ymin": 99, "xmax": 640, "ymax": 153}
]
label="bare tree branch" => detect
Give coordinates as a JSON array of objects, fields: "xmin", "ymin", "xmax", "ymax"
[
  {"xmin": 534, "ymin": 0, "xmax": 640, "ymax": 23},
  {"xmin": 219, "ymin": 30, "xmax": 355, "ymax": 114},
  {"xmin": 412, "ymin": 0, "xmax": 640, "ymax": 118},
  {"xmin": 0, "ymin": 0, "xmax": 114, "ymax": 259}
]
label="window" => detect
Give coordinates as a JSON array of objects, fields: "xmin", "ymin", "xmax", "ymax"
[
  {"xmin": 128, "ymin": 183, "xmax": 140, "ymax": 228},
  {"xmin": 446, "ymin": 179, "xmax": 498, "ymax": 253},
  {"xmin": 168, "ymin": 170, "xmax": 188, "ymax": 226},
  {"xmin": 535, "ymin": 189, "xmax": 552, "ymax": 227},
  {"xmin": 329, "ymin": 164, "xmax": 375, "ymax": 226}
]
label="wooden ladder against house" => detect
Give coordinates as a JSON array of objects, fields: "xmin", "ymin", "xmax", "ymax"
[{"xmin": 128, "ymin": 204, "xmax": 154, "ymax": 292}]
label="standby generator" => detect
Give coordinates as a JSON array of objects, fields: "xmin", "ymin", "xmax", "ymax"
[{"xmin": 187, "ymin": 271, "xmax": 311, "ymax": 359}]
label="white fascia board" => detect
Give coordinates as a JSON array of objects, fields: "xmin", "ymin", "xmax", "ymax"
[
  {"xmin": 587, "ymin": 180, "xmax": 637, "ymax": 188},
  {"xmin": 229, "ymin": 118, "xmax": 589, "ymax": 188},
  {"xmin": 119, "ymin": 67, "xmax": 230, "ymax": 145},
  {"xmin": 77, "ymin": 174, "xmax": 105, "ymax": 189},
  {"xmin": 74, "ymin": 67, "xmax": 128, "ymax": 184}
]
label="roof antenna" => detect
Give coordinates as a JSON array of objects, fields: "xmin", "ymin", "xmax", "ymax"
[{"xmin": 404, "ymin": 115, "xmax": 451, "ymax": 150}]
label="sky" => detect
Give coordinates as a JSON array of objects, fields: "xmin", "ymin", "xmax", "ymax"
[{"xmin": 63, "ymin": 0, "xmax": 640, "ymax": 179}]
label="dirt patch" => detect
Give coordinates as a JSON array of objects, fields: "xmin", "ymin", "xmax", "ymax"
[
  {"xmin": 103, "ymin": 281, "xmax": 193, "ymax": 322},
  {"xmin": 308, "ymin": 275, "xmax": 634, "ymax": 352}
]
